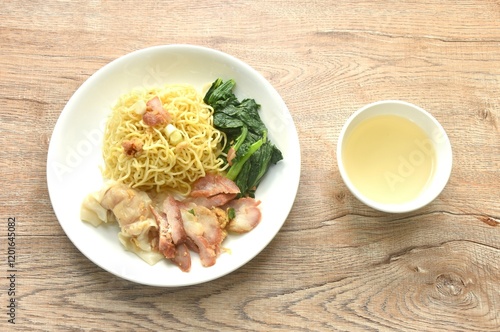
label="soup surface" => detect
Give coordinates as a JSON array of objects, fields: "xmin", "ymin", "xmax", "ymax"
[{"xmin": 342, "ymin": 114, "xmax": 436, "ymax": 204}]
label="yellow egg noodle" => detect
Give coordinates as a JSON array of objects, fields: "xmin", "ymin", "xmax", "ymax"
[{"xmin": 101, "ymin": 83, "xmax": 227, "ymax": 196}]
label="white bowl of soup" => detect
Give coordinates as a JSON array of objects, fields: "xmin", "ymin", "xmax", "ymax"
[{"xmin": 337, "ymin": 100, "xmax": 452, "ymax": 213}]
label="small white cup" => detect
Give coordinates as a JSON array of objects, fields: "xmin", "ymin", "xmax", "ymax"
[{"xmin": 337, "ymin": 100, "xmax": 452, "ymax": 213}]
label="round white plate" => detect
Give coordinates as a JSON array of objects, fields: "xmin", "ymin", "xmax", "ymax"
[{"xmin": 46, "ymin": 45, "xmax": 301, "ymax": 287}]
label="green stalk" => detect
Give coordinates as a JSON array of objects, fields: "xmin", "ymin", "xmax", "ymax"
[
  {"xmin": 226, "ymin": 139, "xmax": 264, "ymax": 181},
  {"xmin": 233, "ymin": 126, "xmax": 248, "ymax": 152}
]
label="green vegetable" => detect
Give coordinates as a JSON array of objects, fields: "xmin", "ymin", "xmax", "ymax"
[
  {"xmin": 227, "ymin": 207, "xmax": 236, "ymax": 220},
  {"xmin": 204, "ymin": 78, "xmax": 238, "ymax": 111},
  {"xmin": 233, "ymin": 126, "xmax": 248, "ymax": 152},
  {"xmin": 204, "ymin": 78, "xmax": 283, "ymax": 197},
  {"xmin": 226, "ymin": 137, "xmax": 264, "ymax": 181}
]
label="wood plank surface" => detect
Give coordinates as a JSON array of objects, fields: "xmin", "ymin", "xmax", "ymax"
[{"xmin": 1, "ymin": 0, "xmax": 499, "ymax": 331}]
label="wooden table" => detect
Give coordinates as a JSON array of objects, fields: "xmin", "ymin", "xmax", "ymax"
[{"xmin": 1, "ymin": 0, "xmax": 499, "ymax": 330}]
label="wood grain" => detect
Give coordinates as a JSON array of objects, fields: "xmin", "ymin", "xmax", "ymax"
[{"xmin": 1, "ymin": 0, "xmax": 499, "ymax": 331}]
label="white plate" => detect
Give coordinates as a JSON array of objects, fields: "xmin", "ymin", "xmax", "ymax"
[{"xmin": 46, "ymin": 45, "xmax": 301, "ymax": 287}]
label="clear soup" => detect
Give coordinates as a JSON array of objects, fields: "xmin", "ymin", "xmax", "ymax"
[{"xmin": 342, "ymin": 114, "xmax": 437, "ymax": 204}]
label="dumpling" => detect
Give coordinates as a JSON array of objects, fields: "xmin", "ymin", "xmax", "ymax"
[{"xmin": 80, "ymin": 182, "xmax": 163, "ymax": 265}]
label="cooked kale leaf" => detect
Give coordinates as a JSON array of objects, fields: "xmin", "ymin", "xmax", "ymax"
[{"xmin": 204, "ymin": 78, "xmax": 283, "ymax": 197}]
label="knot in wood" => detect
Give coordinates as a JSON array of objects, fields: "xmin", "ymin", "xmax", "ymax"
[
  {"xmin": 435, "ymin": 273, "xmax": 464, "ymax": 297},
  {"xmin": 335, "ymin": 191, "xmax": 346, "ymax": 203}
]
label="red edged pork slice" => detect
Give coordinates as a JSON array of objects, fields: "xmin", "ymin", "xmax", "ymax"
[
  {"xmin": 150, "ymin": 206, "xmax": 176, "ymax": 259},
  {"xmin": 225, "ymin": 197, "xmax": 262, "ymax": 233},
  {"xmin": 163, "ymin": 196, "xmax": 187, "ymax": 245},
  {"xmin": 181, "ymin": 206, "xmax": 225, "ymax": 267},
  {"xmin": 170, "ymin": 243, "xmax": 191, "ymax": 272},
  {"xmin": 184, "ymin": 193, "xmax": 237, "ymax": 209},
  {"xmin": 190, "ymin": 173, "xmax": 240, "ymax": 198}
]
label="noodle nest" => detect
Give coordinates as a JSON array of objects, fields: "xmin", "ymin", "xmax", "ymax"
[{"xmin": 102, "ymin": 84, "xmax": 227, "ymax": 195}]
